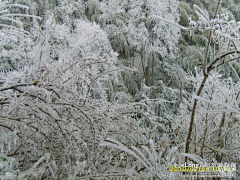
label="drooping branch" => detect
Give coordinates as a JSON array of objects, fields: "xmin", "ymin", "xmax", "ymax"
[{"xmin": 0, "ymin": 83, "xmax": 35, "ymax": 91}]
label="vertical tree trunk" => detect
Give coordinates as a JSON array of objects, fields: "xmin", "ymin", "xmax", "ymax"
[
  {"xmin": 185, "ymin": 0, "xmax": 221, "ymax": 162},
  {"xmin": 185, "ymin": 74, "xmax": 208, "ymax": 162}
]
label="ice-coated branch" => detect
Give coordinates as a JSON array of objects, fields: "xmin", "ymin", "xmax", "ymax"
[
  {"xmin": 0, "ymin": 13, "xmax": 42, "ymax": 20},
  {"xmin": 193, "ymin": 4, "xmax": 211, "ymax": 25},
  {"xmin": 193, "ymin": 95, "xmax": 240, "ymax": 113},
  {"xmin": 151, "ymin": 15, "xmax": 190, "ymax": 30},
  {"xmin": 0, "ymin": 2, "xmax": 42, "ymax": 38},
  {"xmin": 0, "ymin": 83, "xmax": 35, "ymax": 91},
  {"xmin": 0, "ymin": 23, "xmax": 30, "ymax": 35},
  {"xmin": 207, "ymin": 50, "xmax": 240, "ymax": 73}
]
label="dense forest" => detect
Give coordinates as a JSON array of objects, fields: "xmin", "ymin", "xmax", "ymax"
[{"xmin": 0, "ymin": 0, "xmax": 239, "ymax": 179}]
